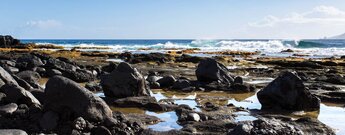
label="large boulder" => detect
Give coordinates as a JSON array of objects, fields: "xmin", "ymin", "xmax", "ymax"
[
  {"xmin": 44, "ymin": 76, "xmax": 113, "ymax": 123},
  {"xmin": 100, "ymin": 62, "xmax": 150, "ymax": 98},
  {"xmin": 257, "ymin": 71, "xmax": 320, "ymax": 111},
  {"xmin": 196, "ymin": 58, "xmax": 234, "ymax": 85},
  {"xmin": 0, "ymin": 35, "xmax": 20, "ymax": 47}
]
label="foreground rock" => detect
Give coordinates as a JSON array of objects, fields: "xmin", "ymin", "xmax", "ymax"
[
  {"xmin": 229, "ymin": 116, "xmax": 334, "ymax": 135},
  {"xmin": 45, "ymin": 76, "xmax": 113, "ymax": 123},
  {"xmin": 101, "ymin": 62, "xmax": 150, "ymax": 98},
  {"xmin": 257, "ymin": 71, "xmax": 320, "ymax": 111},
  {"xmin": 196, "ymin": 58, "xmax": 234, "ymax": 84}
]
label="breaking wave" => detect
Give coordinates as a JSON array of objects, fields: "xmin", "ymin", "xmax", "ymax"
[{"xmin": 22, "ymin": 39, "xmax": 345, "ymax": 57}]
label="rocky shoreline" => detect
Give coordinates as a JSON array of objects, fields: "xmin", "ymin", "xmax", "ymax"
[{"xmin": 0, "ymin": 36, "xmax": 343, "ymax": 134}]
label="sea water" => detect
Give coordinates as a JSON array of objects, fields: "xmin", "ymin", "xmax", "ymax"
[{"xmin": 21, "ymin": 39, "xmax": 345, "ymax": 58}]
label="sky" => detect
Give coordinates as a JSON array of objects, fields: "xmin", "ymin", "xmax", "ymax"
[{"xmin": 1, "ymin": 0, "xmax": 345, "ymax": 39}]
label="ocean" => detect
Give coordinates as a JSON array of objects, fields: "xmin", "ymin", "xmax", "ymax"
[{"xmin": 21, "ymin": 39, "xmax": 345, "ymax": 58}]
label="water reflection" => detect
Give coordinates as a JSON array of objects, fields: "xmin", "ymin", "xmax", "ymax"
[
  {"xmin": 103, "ymin": 84, "xmax": 345, "ymax": 134},
  {"xmin": 228, "ymin": 94, "xmax": 261, "ymax": 110},
  {"xmin": 234, "ymin": 111, "xmax": 258, "ymax": 122},
  {"xmin": 146, "ymin": 111, "xmax": 182, "ymax": 131},
  {"xmin": 318, "ymin": 104, "xmax": 345, "ymax": 135}
]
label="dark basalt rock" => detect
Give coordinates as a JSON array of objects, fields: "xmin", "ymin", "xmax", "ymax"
[
  {"xmin": 229, "ymin": 118, "xmax": 302, "ymax": 135},
  {"xmin": 0, "ymin": 103, "xmax": 18, "ymax": 115},
  {"xmin": 0, "ymin": 66, "xmax": 19, "ymax": 87},
  {"xmin": 1, "ymin": 60, "xmax": 19, "ymax": 74},
  {"xmin": 126, "ymin": 53, "xmax": 173, "ymax": 64},
  {"xmin": 45, "ymin": 58, "xmax": 95, "ymax": 82},
  {"xmin": 176, "ymin": 54, "xmax": 206, "ymax": 63},
  {"xmin": 171, "ymin": 79, "xmax": 193, "ymax": 91},
  {"xmin": 45, "ymin": 57, "xmax": 77, "ymax": 72},
  {"xmin": 196, "ymin": 58, "xmax": 234, "ymax": 85},
  {"xmin": 85, "ymin": 82, "xmax": 102, "ymax": 92},
  {"xmin": 0, "ymin": 129, "xmax": 28, "ymax": 135},
  {"xmin": 0, "ymin": 60, "xmax": 16, "ymax": 67},
  {"xmin": 12, "ymin": 75, "xmax": 33, "ymax": 90},
  {"xmin": 100, "ymin": 62, "xmax": 150, "ymax": 98},
  {"xmin": 101, "ymin": 62, "xmax": 118, "ymax": 73},
  {"xmin": 313, "ymin": 91, "xmax": 345, "ymax": 103},
  {"xmin": 257, "ymin": 71, "xmax": 320, "ymax": 111},
  {"xmin": 44, "ymin": 76, "xmax": 113, "ymax": 123},
  {"xmin": 228, "ymin": 116, "xmax": 335, "ymax": 135},
  {"xmin": 62, "ymin": 69, "xmax": 96, "ymax": 83},
  {"xmin": 34, "ymin": 67, "xmax": 46, "ymax": 76},
  {"xmin": 233, "ymin": 76, "xmax": 244, "ymax": 84},
  {"xmin": 106, "ymin": 96, "xmax": 157, "ymax": 107},
  {"xmin": 0, "ymin": 84, "xmax": 40, "ymax": 106},
  {"xmin": 39, "ymin": 111, "xmax": 59, "ymax": 131},
  {"xmin": 0, "ymin": 92, "xmax": 6, "ymax": 104},
  {"xmin": 324, "ymin": 74, "xmax": 345, "ymax": 85},
  {"xmin": 57, "ymin": 57, "xmax": 78, "ymax": 66},
  {"xmin": 16, "ymin": 54, "xmax": 44, "ymax": 71},
  {"xmin": 91, "ymin": 126, "xmax": 112, "ymax": 135},
  {"xmin": 16, "ymin": 70, "xmax": 41, "ymax": 88},
  {"xmin": 0, "ymin": 35, "xmax": 21, "ymax": 47},
  {"xmin": 46, "ymin": 68, "xmax": 62, "ymax": 77},
  {"xmin": 157, "ymin": 75, "xmax": 176, "ymax": 88}
]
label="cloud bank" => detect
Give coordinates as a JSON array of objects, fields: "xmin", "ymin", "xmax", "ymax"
[{"xmin": 249, "ymin": 6, "xmax": 345, "ymax": 27}]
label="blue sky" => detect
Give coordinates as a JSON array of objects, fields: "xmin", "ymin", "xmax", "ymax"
[{"xmin": 1, "ymin": 0, "xmax": 345, "ymax": 39}]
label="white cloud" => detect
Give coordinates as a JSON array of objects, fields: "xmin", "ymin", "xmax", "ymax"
[
  {"xmin": 25, "ymin": 20, "xmax": 62, "ymax": 29},
  {"xmin": 249, "ymin": 6, "xmax": 345, "ymax": 27}
]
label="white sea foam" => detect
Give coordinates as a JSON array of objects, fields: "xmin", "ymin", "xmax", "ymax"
[{"xmin": 32, "ymin": 40, "xmax": 345, "ymax": 57}]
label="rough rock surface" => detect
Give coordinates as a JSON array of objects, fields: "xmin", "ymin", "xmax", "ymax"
[
  {"xmin": 229, "ymin": 116, "xmax": 335, "ymax": 135},
  {"xmin": 0, "ymin": 35, "xmax": 20, "ymax": 47},
  {"xmin": 257, "ymin": 71, "xmax": 320, "ymax": 111},
  {"xmin": 101, "ymin": 62, "xmax": 150, "ymax": 98},
  {"xmin": 0, "ymin": 66, "xmax": 19, "ymax": 87},
  {"xmin": 0, "ymin": 84, "xmax": 40, "ymax": 106},
  {"xmin": 16, "ymin": 54, "xmax": 44, "ymax": 71},
  {"xmin": 44, "ymin": 76, "xmax": 113, "ymax": 123},
  {"xmin": 196, "ymin": 58, "xmax": 234, "ymax": 84},
  {"xmin": 0, "ymin": 129, "xmax": 28, "ymax": 135}
]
